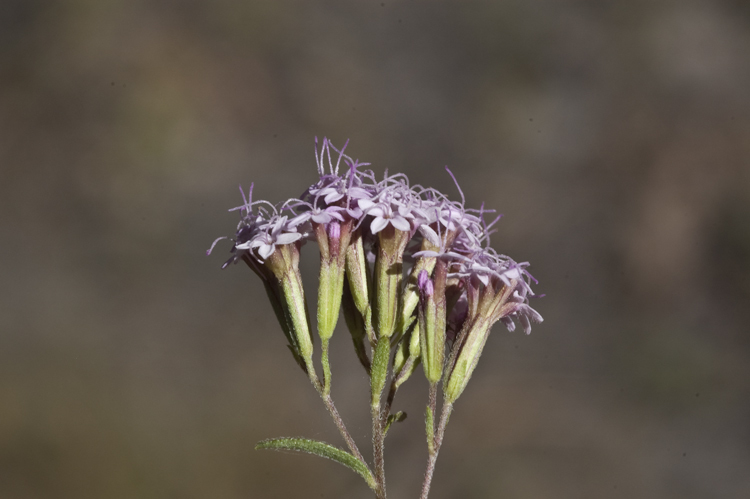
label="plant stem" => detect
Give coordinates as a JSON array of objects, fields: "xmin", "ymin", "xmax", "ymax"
[
  {"xmin": 307, "ymin": 370, "xmax": 370, "ymax": 475},
  {"xmin": 322, "ymin": 391, "xmax": 369, "ymax": 467},
  {"xmin": 369, "ymin": 336, "xmax": 391, "ymax": 498},
  {"xmin": 372, "ymin": 403, "xmax": 386, "ymax": 499},
  {"xmin": 420, "ymin": 400, "xmax": 453, "ymax": 499},
  {"xmin": 321, "ymin": 339, "xmax": 332, "ymax": 396},
  {"xmin": 426, "ymin": 384, "xmax": 438, "ymax": 450},
  {"xmin": 383, "ymin": 379, "xmax": 397, "ymax": 421}
]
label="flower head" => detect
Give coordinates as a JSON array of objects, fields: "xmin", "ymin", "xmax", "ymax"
[{"xmin": 209, "ymin": 137, "xmax": 543, "ymax": 399}]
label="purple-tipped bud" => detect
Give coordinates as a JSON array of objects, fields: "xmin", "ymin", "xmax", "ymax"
[
  {"xmin": 327, "ymin": 221, "xmax": 341, "ymax": 241},
  {"xmin": 418, "ymin": 269, "xmax": 431, "ymax": 294}
]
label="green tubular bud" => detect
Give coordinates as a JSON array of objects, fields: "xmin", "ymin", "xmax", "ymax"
[
  {"xmin": 393, "ymin": 334, "xmax": 409, "ymax": 376},
  {"xmin": 317, "ymin": 262, "xmax": 340, "ymax": 341},
  {"xmin": 444, "ymin": 280, "xmax": 527, "ymax": 402},
  {"xmin": 244, "ymin": 254, "xmax": 308, "ymax": 372},
  {"xmin": 245, "ymin": 256, "xmax": 295, "ymax": 348},
  {"xmin": 444, "ymin": 317, "xmax": 491, "ymax": 404},
  {"xmin": 417, "ymin": 263, "xmax": 447, "ymax": 385},
  {"xmin": 280, "ymin": 267, "xmax": 314, "ymax": 363},
  {"xmin": 398, "ymin": 254, "xmax": 437, "ymax": 336},
  {"xmin": 409, "ymin": 320, "xmax": 421, "ymax": 357},
  {"xmin": 262, "ymin": 278, "xmax": 298, "ymax": 351},
  {"xmin": 395, "ymin": 356, "xmax": 420, "ymax": 390},
  {"xmin": 398, "ymin": 227, "xmax": 456, "ymax": 336},
  {"xmin": 393, "ymin": 323, "xmax": 421, "ymax": 389},
  {"xmin": 345, "ymin": 230, "xmax": 370, "ymax": 315},
  {"xmin": 315, "ymin": 221, "xmax": 352, "ymax": 342},
  {"xmin": 265, "ymin": 245, "xmax": 314, "ymax": 366},
  {"xmin": 374, "ymin": 226, "xmax": 409, "ymax": 338},
  {"xmin": 345, "ymin": 230, "xmax": 375, "ymax": 344}
]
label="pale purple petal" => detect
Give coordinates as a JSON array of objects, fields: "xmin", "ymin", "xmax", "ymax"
[
  {"xmin": 501, "ymin": 317, "xmax": 516, "ymax": 332},
  {"xmin": 418, "ymin": 225, "xmax": 441, "ymax": 247},
  {"xmin": 327, "ymin": 210, "xmax": 345, "ymax": 221},
  {"xmin": 411, "ymin": 207, "xmax": 430, "ymax": 220},
  {"xmin": 412, "ymin": 250, "xmax": 442, "ymax": 258},
  {"xmin": 503, "ymin": 268, "xmax": 522, "ymax": 280},
  {"xmin": 366, "ymin": 206, "xmax": 386, "ymax": 218},
  {"xmin": 324, "ymin": 191, "xmax": 345, "ymax": 204},
  {"xmin": 418, "ymin": 269, "xmax": 430, "ymax": 291},
  {"xmin": 397, "ymin": 205, "xmax": 412, "ymax": 218},
  {"xmin": 249, "ymin": 239, "xmax": 266, "ymax": 250},
  {"xmin": 346, "ymin": 207, "xmax": 363, "ymax": 219},
  {"xmin": 311, "ymin": 212, "xmax": 332, "ymax": 224},
  {"xmin": 358, "ymin": 199, "xmax": 376, "ymax": 211},
  {"xmin": 258, "ymin": 243, "xmax": 275, "ymax": 260},
  {"xmin": 519, "ymin": 314, "xmax": 531, "ymax": 335},
  {"xmin": 271, "ymin": 217, "xmax": 286, "ymax": 236},
  {"xmin": 525, "ymin": 306, "xmax": 543, "ymax": 324},
  {"xmin": 275, "ymin": 232, "xmax": 303, "ymax": 245},
  {"xmin": 348, "ymin": 187, "xmax": 371, "ymax": 199},
  {"xmin": 370, "ymin": 216, "xmax": 389, "ymax": 234},
  {"xmin": 289, "ymin": 212, "xmax": 312, "ymax": 227},
  {"xmin": 390, "ymin": 215, "xmax": 411, "ymax": 232}
]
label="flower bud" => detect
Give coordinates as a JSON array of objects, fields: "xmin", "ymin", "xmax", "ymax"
[
  {"xmin": 396, "ymin": 239, "xmax": 437, "ymax": 338},
  {"xmin": 374, "ymin": 225, "xmax": 410, "ymax": 338},
  {"xmin": 444, "ymin": 277, "xmax": 542, "ymax": 404},
  {"xmin": 327, "ymin": 221, "xmax": 341, "ymax": 257},
  {"xmin": 264, "ymin": 244, "xmax": 314, "ymax": 367},
  {"xmin": 418, "ymin": 267, "xmax": 446, "ymax": 385},
  {"xmin": 443, "ymin": 316, "xmax": 490, "ymax": 404},
  {"xmin": 345, "ymin": 231, "xmax": 373, "ymax": 342},
  {"xmin": 392, "ymin": 334, "xmax": 409, "ymax": 377},
  {"xmin": 315, "ymin": 220, "xmax": 352, "ymax": 342},
  {"xmin": 418, "ymin": 269, "xmax": 431, "ymax": 292}
]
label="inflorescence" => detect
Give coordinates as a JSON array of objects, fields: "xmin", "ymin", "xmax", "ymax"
[{"xmin": 209, "ymin": 137, "xmax": 543, "ymax": 499}]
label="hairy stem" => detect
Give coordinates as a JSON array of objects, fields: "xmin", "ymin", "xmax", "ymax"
[
  {"xmin": 321, "ymin": 339, "xmax": 332, "ymax": 396},
  {"xmin": 420, "ymin": 400, "xmax": 453, "ymax": 499},
  {"xmin": 370, "ymin": 337, "xmax": 391, "ymax": 498},
  {"xmin": 372, "ymin": 404, "xmax": 386, "ymax": 499},
  {"xmin": 322, "ymin": 392, "xmax": 369, "ymax": 469},
  {"xmin": 307, "ymin": 371, "xmax": 370, "ymax": 477}
]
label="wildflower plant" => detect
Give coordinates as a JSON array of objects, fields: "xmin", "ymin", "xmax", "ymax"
[{"xmin": 208, "ymin": 138, "xmax": 543, "ymax": 499}]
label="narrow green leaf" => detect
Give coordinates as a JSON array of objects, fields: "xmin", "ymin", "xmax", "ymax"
[{"xmin": 256, "ymin": 437, "xmax": 376, "ymax": 489}]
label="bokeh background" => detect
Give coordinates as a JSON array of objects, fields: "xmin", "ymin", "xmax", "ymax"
[{"xmin": 2, "ymin": 1, "xmax": 750, "ymax": 498}]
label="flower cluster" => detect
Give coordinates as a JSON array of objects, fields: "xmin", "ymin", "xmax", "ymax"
[{"xmin": 210, "ymin": 137, "xmax": 542, "ymax": 404}]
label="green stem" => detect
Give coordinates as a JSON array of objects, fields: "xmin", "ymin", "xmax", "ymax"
[
  {"xmin": 320, "ymin": 390, "xmax": 370, "ymax": 476},
  {"xmin": 420, "ymin": 400, "xmax": 453, "ymax": 499},
  {"xmin": 321, "ymin": 338, "xmax": 332, "ymax": 396},
  {"xmin": 305, "ymin": 369, "xmax": 370, "ymax": 481},
  {"xmin": 370, "ymin": 338, "xmax": 391, "ymax": 498}
]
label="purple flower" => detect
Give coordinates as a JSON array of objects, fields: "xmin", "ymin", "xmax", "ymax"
[
  {"xmin": 358, "ymin": 198, "xmax": 413, "ymax": 233},
  {"xmin": 235, "ymin": 215, "xmax": 306, "ymax": 260},
  {"xmin": 210, "ymin": 136, "xmax": 543, "ymax": 338},
  {"xmin": 288, "ymin": 203, "xmax": 346, "ymax": 226}
]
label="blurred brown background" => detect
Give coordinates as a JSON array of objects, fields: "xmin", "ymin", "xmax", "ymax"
[{"xmin": 1, "ymin": 1, "xmax": 749, "ymax": 498}]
